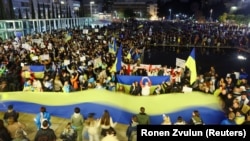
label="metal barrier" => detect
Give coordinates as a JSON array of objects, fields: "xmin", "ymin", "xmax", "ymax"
[{"xmin": 0, "ymin": 17, "xmax": 95, "ymax": 40}]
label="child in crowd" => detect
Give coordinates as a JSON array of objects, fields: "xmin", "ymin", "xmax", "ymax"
[{"xmin": 63, "ymin": 81, "xmax": 71, "ymax": 93}]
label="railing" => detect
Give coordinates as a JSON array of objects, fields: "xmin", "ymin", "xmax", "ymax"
[{"xmin": 0, "ymin": 17, "xmax": 96, "ymax": 40}]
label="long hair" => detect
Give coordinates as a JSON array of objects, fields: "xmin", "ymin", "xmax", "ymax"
[
  {"xmin": 0, "ymin": 119, "xmax": 4, "ymax": 129},
  {"xmin": 100, "ymin": 110, "xmax": 110, "ymax": 126}
]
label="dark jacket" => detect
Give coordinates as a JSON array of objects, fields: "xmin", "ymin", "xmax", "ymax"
[{"xmin": 34, "ymin": 128, "xmax": 57, "ymax": 141}]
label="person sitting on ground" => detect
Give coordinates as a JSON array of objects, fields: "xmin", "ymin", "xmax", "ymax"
[
  {"xmin": 101, "ymin": 128, "xmax": 119, "ymax": 141},
  {"xmin": 174, "ymin": 116, "xmax": 187, "ymax": 125},
  {"xmin": 161, "ymin": 114, "xmax": 172, "ymax": 125},
  {"xmin": 60, "ymin": 122, "xmax": 77, "ymax": 141},
  {"xmin": 12, "ymin": 128, "xmax": 30, "ymax": 141},
  {"xmin": 189, "ymin": 110, "xmax": 204, "ymax": 125}
]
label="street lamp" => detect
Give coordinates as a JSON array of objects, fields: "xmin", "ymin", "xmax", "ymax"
[
  {"xmin": 90, "ymin": 1, "xmax": 95, "ymax": 18},
  {"xmin": 169, "ymin": 9, "xmax": 171, "ymax": 20},
  {"xmin": 210, "ymin": 9, "xmax": 213, "ymax": 22}
]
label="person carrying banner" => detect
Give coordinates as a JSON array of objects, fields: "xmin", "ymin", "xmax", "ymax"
[{"xmin": 140, "ymin": 77, "xmax": 152, "ymax": 96}]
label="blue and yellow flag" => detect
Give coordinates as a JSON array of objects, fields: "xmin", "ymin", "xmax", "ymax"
[
  {"xmin": 126, "ymin": 48, "xmax": 132, "ymax": 60},
  {"xmin": 111, "ymin": 43, "xmax": 122, "ymax": 72},
  {"xmin": 22, "ymin": 65, "xmax": 45, "ymax": 79},
  {"xmin": 109, "ymin": 38, "xmax": 117, "ymax": 54},
  {"xmin": 185, "ymin": 48, "xmax": 197, "ymax": 85}
]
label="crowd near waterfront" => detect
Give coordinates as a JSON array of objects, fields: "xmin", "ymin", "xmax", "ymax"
[{"xmin": 1, "ymin": 19, "xmax": 250, "ymax": 141}]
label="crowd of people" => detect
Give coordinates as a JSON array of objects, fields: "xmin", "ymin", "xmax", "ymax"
[
  {"xmin": 1, "ymin": 103, "xmax": 249, "ymax": 141},
  {"xmin": 0, "ymin": 19, "xmax": 250, "ymax": 94},
  {"xmin": 1, "ymin": 19, "xmax": 250, "ymax": 141}
]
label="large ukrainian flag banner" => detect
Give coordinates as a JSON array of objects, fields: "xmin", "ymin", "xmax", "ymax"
[
  {"xmin": 185, "ymin": 48, "xmax": 197, "ymax": 85},
  {"xmin": 22, "ymin": 65, "xmax": 45, "ymax": 79},
  {"xmin": 116, "ymin": 75, "xmax": 170, "ymax": 94},
  {"xmin": 0, "ymin": 90, "xmax": 225, "ymax": 125}
]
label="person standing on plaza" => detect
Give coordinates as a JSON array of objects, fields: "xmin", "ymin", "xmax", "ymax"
[
  {"xmin": 136, "ymin": 107, "xmax": 150, "ymax": 125},
  {"xmin": 34, "ymin": 106, "xmax": 51, "ymax": 130},
  {"xmin": 85, "ymin": 113, "xmax": 100, "ymax": 141},
  {"xmin": 99, "ymin": 110, "xmax": 117, "ymax": 137},
  {"xmin": 70, "ymin": 107, "xmax": 84, "ymax": 141},
  {"xmin": 34, "ymin": 120, "xmax": 57, "ymax": 141},
  {"xmin": 3, "ymin": 104, "xmax": 19, "ymax": 123}
]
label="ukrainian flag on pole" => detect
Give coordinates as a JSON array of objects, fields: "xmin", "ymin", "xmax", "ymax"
[
  {"xmin": 185, "ymin": 48, "xmax": 197, "ymax": 85},
  {"xmin": 109, "ymin": 38, "xmax": 117, "ymax": 54},
  {"xmin": 126, "ymin": 48, "xmax": 133, "ymax": 60},
  {"xmin": 111, "ymin": 43, "xmax": 122, "ymax": 72}
]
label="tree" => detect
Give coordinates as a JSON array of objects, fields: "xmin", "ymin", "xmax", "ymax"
[
  {"xmin": 30, "ymin": 0, "xmax": 35, "ymax": 19},
  {"xmin": 0, "ymin": 0, "xmax": 6, "ymax": 19},
  {"xmin": 43, "ymin": 3, "xmax": 46, "ymax": 19},
  {"xmin": 18, "ymin": 8, "xmax": 22, "ymax": 19},
  {"xmin": 123, "ymin": 8, "xmax": 135, "ymax": 18},
  {"xmin": 37, "ymin": 3, "xmax": 41, "ymax": 19},
  {"xmin": 52, "ymin": 3, "xmax": 55, "ymax": 18},
  {"xmin": 8, "ymin": 0, "xmax": 15, "ymax": 19}
]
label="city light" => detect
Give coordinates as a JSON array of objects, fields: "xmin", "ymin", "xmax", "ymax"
[{"xmin": 237, "ymin": 55, "xmax": 247, "ymax": 60}]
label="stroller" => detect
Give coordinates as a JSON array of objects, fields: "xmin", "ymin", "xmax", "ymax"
[
  {"xmin": 60, "ymin": 130, "xmax": 77, "ymax": 141},
  {"xmin": 60, "ymin": 123, "xmax": 77, "ymax": 141}
]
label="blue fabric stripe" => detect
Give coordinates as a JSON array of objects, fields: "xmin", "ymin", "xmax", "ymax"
[
  {"xmin": 116, "ymin": 75, "xmax": 170, "ymax": 85},
  {"xmin": 29, "ymin": 65, "xmax": 45, "ymax": 72}
]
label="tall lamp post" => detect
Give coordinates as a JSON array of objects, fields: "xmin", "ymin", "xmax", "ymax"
[
  {"xmin": 90, "ymin": 1, "xmax": 95, "ymax": 18},
  {"xmin": 169, "ymin": 9, "xmax": 172, "ymax": 20},
  {"xmin": 210, "ymin": 9, "xmax": 213, "ymax": 22}
]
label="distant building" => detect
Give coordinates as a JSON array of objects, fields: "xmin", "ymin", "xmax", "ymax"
[
  {"xmin": 83, "ymin": 0, "xmax": 157, "ymax": 19},
  {"xmin": 4, "ymin": 0, "xmax": 80, "ymax": 19}
]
